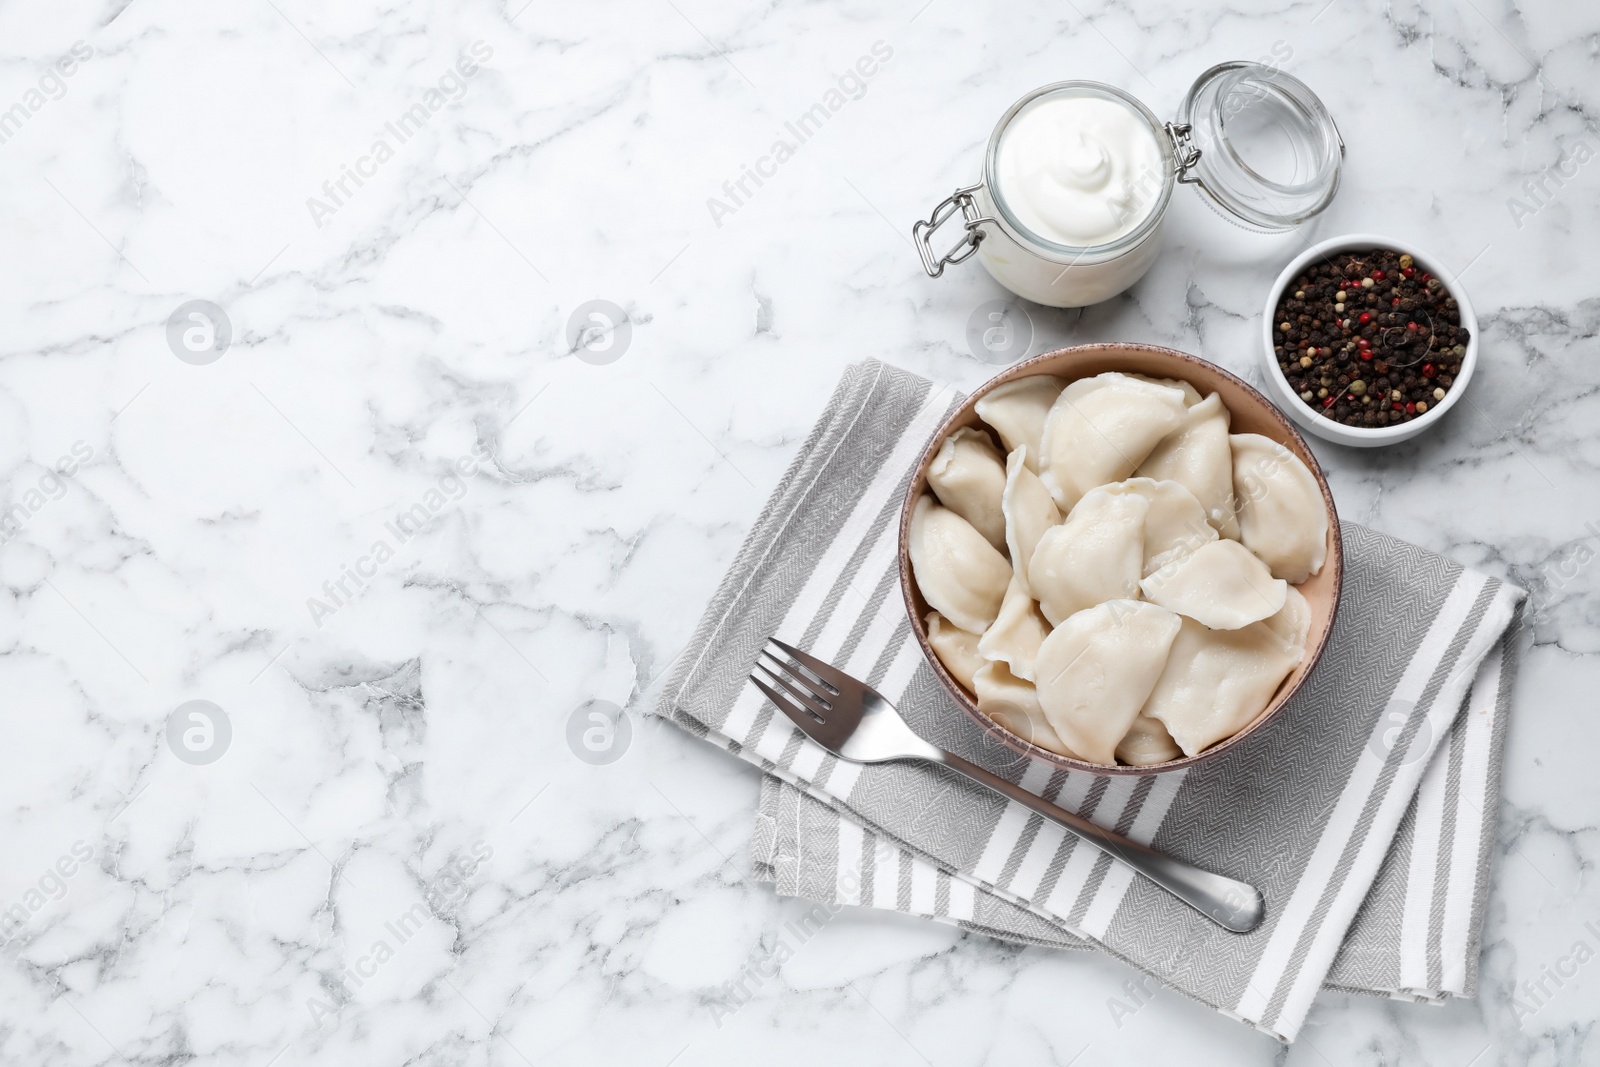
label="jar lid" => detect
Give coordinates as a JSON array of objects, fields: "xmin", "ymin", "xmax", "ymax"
[{"xmin": 1173, "ymin": 62, "xmax": 1343, "ymax": 232}]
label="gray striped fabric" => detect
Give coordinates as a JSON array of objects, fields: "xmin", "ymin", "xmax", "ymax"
[
  {"xmin": 655, "ymin": 360, "xmax": 1525, "ymax": 1042},
  {"xmin": 752, "ymin": 626, "xmax": 1520, "ymax": 1003}
]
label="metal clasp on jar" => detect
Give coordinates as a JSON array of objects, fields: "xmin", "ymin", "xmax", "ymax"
[
  {"xmin": 1165, "ymin": 121, "xmax": 1202, "ymax": 184},
  {"xmin": 912, "ymin": 183, "xmax": 995, "ymax": 278}
]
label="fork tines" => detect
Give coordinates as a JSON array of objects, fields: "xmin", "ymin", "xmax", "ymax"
[
  {"xmin": 750, "ymin": 651, "xmax": 828, "ymax": 726},
  {"xmin": 750, "ymin": 636, "xmax": 857, "ymax": 731},
  {"xmin": 764, "ymin": 637, "xmax": 844, "ymax": 696}
]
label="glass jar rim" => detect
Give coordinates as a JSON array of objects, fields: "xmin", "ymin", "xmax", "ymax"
[
  {"xmin": 982, "ymin": 80, "xmax": 1176, "ymax": 262},
  {"xmin": 1177, "ymin": 62, "xmax": 1344, "ymax": 232},
  {"xmin": 1209, "ymin": 69, "xmax": 1327, "ymax": 196}
]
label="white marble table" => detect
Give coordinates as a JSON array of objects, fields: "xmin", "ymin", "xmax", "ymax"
[{"xmin": 2, "ymin": 0, "xmax": 1596, "ymax": 1063}]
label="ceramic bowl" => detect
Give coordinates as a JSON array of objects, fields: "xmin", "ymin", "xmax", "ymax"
[
  {"xmin": 897, "ymin": 342, "xmax": 1343, "ymax": 774},
  {"xmin": 1259, "ymin": 233, "xmax": 1478, "ymax": 447}
]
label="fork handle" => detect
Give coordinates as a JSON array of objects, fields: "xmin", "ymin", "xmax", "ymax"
[{"xmin": 935, "ymin": 752, "xmax": 1264, "ymax": 933}]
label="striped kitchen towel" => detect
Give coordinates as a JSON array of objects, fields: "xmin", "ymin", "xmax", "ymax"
[
  {"xmin": 654, "ymin": 359, "xmax": 1524, "ymax": 1042},
  {"xmin": 750, "ymin": 625, "xmax": 1519, "ymax": 1005}
]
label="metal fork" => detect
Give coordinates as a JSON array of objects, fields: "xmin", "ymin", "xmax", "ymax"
[{"xmin": 750, "ymin": 637, "xmax": 1264, "ymax": 933}]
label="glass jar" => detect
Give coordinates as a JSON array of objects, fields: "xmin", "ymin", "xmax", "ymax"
[{"xmin": 913, "ymin": 62, "xmax": 1344, "ymax": 308}]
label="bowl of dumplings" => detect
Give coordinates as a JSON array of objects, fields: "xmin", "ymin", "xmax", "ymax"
[{"xmin": 899, "ymin": 343, "xmax": 1342, "ymax": 773}]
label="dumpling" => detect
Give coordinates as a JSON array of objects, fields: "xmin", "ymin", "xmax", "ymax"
[
  {"xmin": 1033, "ymin": 600, "xmax": 1182, "ymax": 765},
  {"xmin": 974, "ymin": 375, "xmax": 1065, "ymax": 473},
  {"xmin": 1128, "ymin": 373, "xmax": 1204, "ymax": 407},
  {"xmin": 1142, "ymin": 617, "xmax": 1304, "ymax": 757},
  {"xmin": 973, "ymin": 661, "xmax": 1078, "ymax": 758},
  {"xmin": 1139, "ymin": 538, "xmax": 1286, "ymax": 630},
  {"xmin": 909, "ymin": 495, "xmax": 1012, "ymax": 634},
  {"xmin": 1137, "ymin": 392, "xmax": 1239, "ymax": 539},
  {"xmin": 1231, "ymin": 433, "xmax": 1329, "ymax": 583},
  {"xmin": 1038, "ymin": 373, "xmax": 1189, "ymax": 512},
  {"xmin": 1262, "ymin": 585, "xmax": 1312, "ymax": 649},
  {"xmin": 1027, "ymin": 488, "xmax": 1147, "ymax": 626},
  {"xmin": 977, "ymin": 574, "xmax": 1050, "ymax": 682},
  {"xmin": 926, "ymin": 611, "xmax": 985, "ymax": 692},
  {"xmin": 1093, "ymin": 478, "xmax": 1217, "ymax": 575},
  {"xmin": 1116, "ymin": 714, "xmax": 1183, "ymax": 766},
  {"xmin": 927, "ymin": 427, "xmax": 1007, "ymax": 551},
  {"xmin": 1000, "ymin": 446, "xmax": 1061, "ymax": 595}
]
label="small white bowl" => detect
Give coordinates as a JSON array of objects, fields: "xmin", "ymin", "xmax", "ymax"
[{"xmin": 1259, "ymin": 233, "xmax": 1478, "ymax": 448}]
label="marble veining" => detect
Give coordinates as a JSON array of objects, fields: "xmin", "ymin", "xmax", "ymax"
[{"xmin": 0, "ymin": 0, "xmax": 1596, "ymax": 1063}]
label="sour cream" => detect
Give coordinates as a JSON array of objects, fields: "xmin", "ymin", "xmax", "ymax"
[{"xmin": 994, "ymin": 94, "xmax": 1165, "ymax": 248}]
